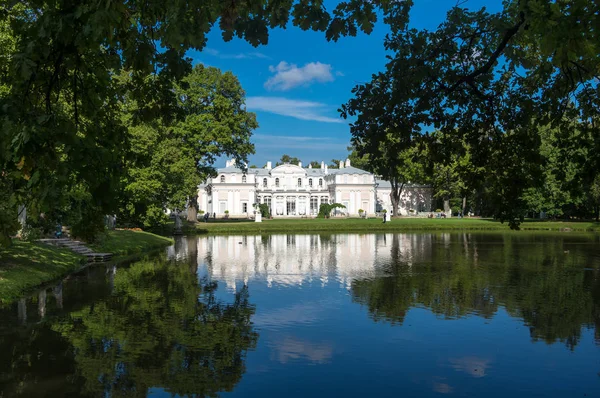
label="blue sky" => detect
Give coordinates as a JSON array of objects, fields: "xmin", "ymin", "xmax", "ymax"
[{"xmin": 187, "ymin": 0, "xmax": 502, "ymax": 167}]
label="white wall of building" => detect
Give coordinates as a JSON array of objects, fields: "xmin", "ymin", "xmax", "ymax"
[{"xmin": 198, "ymin": 159, "xmax": 432, "ymax": 218}]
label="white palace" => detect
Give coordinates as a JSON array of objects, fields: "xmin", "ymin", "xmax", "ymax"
[{"xmin": 198, "ymin": 159, "xmax": 433, "ymax": 218}]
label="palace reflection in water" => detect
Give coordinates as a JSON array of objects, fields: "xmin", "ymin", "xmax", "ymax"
[{"xmin": 2, "ymin": 232, "xmax": 600, "ymax": 397}]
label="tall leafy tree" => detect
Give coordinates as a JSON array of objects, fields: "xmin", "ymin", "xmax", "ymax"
[
  {"xmin": 0, "ymin": 0, "xmax": 412, "ymax": 244},
  {"xmin": 174, "ymin": 64, "xmax": 257, "ymax": 222},
  {"xmin": 343, "ymin": 0, "xmax": 600, "ymax": 228}
]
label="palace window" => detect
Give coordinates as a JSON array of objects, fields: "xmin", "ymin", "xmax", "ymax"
[
  {"xmin": 298, "ymin": 178, "xmax": 302, "ymax": 187},
  {"xmin": 310, "ymin": 197, "xmax": 319, "ymax": 214},
  {"xmin": 309, "ymin": 178, "xmax": 313, "ymax": 187},
  {"xmin": 242, "ymin": 175, "xmax": 247, "ymax": 183},
  {"xmin": 220, "ymin": 175, "xmax": 225, "ymax": 183},
  {"xmin": 263, "ymin": 178, "xmax": 267, "ymax": 187},
  {"xmin": 344, "ymin": 175, "xmax": 348, "ymax": 183},
  {"xmin": 275, "ymin": 178, "xmax": 280, "ymax": 187},
  {"xmin": 319, "ymin": 178, "xmax": 323, "ymax": 187}
]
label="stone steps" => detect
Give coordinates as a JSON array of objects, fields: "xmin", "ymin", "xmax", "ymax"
[{"xmin": 38, "ymin": 238, "xmax": 113, "ymax": 262}]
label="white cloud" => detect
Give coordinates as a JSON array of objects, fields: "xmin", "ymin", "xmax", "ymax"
[
  {"xmin": 265, "ymin": 61, "xmax": 335, "ymax": 91},
  {"xmin": 246, "ymin": 96, "xmax": 343, "ymax": 124},
  {"xmin": 204, "ymin": 47, "xmax": 270, "ymax": 60}
]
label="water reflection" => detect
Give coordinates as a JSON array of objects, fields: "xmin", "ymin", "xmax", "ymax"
[
  {"xmin": 1, "ymin": 232, "xmax": 600, "ymax": 397},
  {"xmin": 169, "ymin": 233, "xmax": 600, "ymax": 350},
  {"xmin": 0, "ymin": 258, "xmax": 257, "ymax": 397}
]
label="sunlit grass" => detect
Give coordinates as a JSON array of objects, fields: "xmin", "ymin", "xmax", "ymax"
[
  {"xmin": 190, "ymin": 217, "xmax": 600, "ymax": 235},
  {"xmin": 0, "ymin": 230, "xmax": 173, "ymax": 304},
  {"xmin": 0, "ymin": 240, "xmax": 84, "ymax": 303},
  {"xmin": 91, "ymin": 230, "xmax": 173, "ymax": 256}
]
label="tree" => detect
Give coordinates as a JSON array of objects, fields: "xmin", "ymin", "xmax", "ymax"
[
  {"xmin": 0, "ymin": 0, "xmax": 412, "ymax": 244},
  {"xmin": 347, "ymin": 146, "xmax": 370, "ymax": 170},
  {"xmin": 590, "ymin": 175, "xmax": 600, "ymax": 222},
  {"xmin": 308, "ymin": 161, "xmax": 321, "ymax": 169},
  {"xmin": 343, "ymin": 0, "xmax": 600, "ymax": 228},
  {"xmin": 275, "ymin": 154, "xmax": 301, "ymax": 166},
  {"xmin": 329, "ymin": 159, "xmax": 342, "ymax": 168},
  {"xmin": 172, "ymin": 64, "xmax": 257, "ymax": 222}
]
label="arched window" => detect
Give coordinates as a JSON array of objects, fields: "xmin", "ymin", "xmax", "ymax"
[
  {"xmin": 275, "ymin": 178, "xmax": 280, "ymax": 187},
  {"xmin": 220, "ymin": 175, "xmax": 225, "ymax": 183},
  {"xmin": 319, "ymin": 178, "xmax": 323, "ymax": 187},
  {"xmin": 344, "ymin": 175, "xmax": 348, "ymax": 184},
  {"xmin": 263, "ymin": 178, "xmax": 267, "ymax": 187},
  {"xmin": 242, "ymin": 175, "xmax": 247, "ymax": 183},
  {"xmin": 309, "ymin": 178, "xmax": 313, "ymax": 187},
  {"xmin": 298, "ymin": 178, "xmax": 302, "ymax": 187}
]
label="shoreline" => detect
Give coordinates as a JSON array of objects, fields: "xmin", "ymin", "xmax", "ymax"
[
  {"xmin": 160, "ymin": 218, "xmax": 600, "ymax": 236},
  {"xmin": 0, "ymin": 230, "xmax": 173, "ymax": 304}
]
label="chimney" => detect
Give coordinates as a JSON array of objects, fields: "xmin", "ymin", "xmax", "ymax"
[
  {"xmin": 345, "ymin": 158, "xmax": 351, "ymax": 168},
  {"xmin": 266, "ymin": 161, "xmax": 272, "ymax": 170},
  {"xmin": 226, "ymin": 160, "xmax": 231, "ymax": 167},
  {"xmin": 298, "ymin": 161, "xmax": 302, "ymax": 168},
  {"xmin": 321, "ymin": 161, "xmax": 325, "ymax": 169},
  {"xmin": 324, "ymin": 164, "xmax": 328, "ymax": 174},
  {"xmin": 339, "ymin": 160, "xmax": 344, "ymax": 169},
  {"xmin": 308, "ymin": 164, "xmax": 312, "ymax": 169}
]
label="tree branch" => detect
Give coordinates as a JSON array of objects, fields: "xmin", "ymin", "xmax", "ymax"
[{"xmin": 448, "ymin": 11, "xmax": 526, "ymax": 92}]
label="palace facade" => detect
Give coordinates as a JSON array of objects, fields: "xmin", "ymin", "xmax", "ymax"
[{"xmin": 198, "ymin": 159, "xmax": 433, "ymax": 217}]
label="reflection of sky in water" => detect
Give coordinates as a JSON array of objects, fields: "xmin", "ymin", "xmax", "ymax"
[
  {"xmin": 4, "ymin": 233, "xmax": 600, "ymax": 398},
  {"xmin": 178, "ymin": 233, "xmax": 600, "ymax": 398}
]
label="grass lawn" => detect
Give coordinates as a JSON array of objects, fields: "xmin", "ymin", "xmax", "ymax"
[
  {"xmin": 190, "ymin": 217, "xmax": 600, "ymax": 234},
  {"xmin": 0, "ymin": 230, "xmax": 173, "ymax": 304},
  {"xmin": 0, "ymin": 240, "xmax": 85, "ymax": 304},
  {"xmin": 91, "ymin": 230, "xmax": 174, "ymax": 256}
]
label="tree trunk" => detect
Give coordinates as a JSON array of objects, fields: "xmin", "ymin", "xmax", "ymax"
[
  {"xmin": 390, "ymin": 180, "xmax": 404, "ymax": 217},
  {"xmin": 462, "ymin": 196, "xmax": 467, "ymax": 215},
  {"xmin": 187, "ymin": 195, "xmax": 198, "ymax": 222},
  {"xmin": 443, "ymin": 198, "xmax": 451, "ymax": 216}
]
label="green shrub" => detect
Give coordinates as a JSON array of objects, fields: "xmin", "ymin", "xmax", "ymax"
[
  {"xmin": 318, "ymin": 203, "xmax": 346, "ymax": 218},
  {"xmin": 20, "ymin": 225, "xmax": 42, "ymax": 242},
  {"xmin": 224, "ymin": 210, "xmax": 229, "ymax": 214},
  {"xmin": 435, "ymin": 209, "xmax": 442, "ymax": 213},
  {"xmin": 258, "ymin": 203, "xmax": 271, "ymax": 218},
  {"xmin": 358, "ymin": 208, "xmax": 364, "ymax": 213}
]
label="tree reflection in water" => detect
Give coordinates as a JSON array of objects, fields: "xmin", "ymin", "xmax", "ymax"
[
  {"xmin": 351, "ymin": 233, "xmax": 600, "ymax": 350},
  {"xmin": 0, "ymin": 258, "xmax": 258, "ymax": 397}
]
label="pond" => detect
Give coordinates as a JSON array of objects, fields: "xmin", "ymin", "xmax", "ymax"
[{"xmin": 1, "ymin": 233, "xmax": 600, "ymax": 397}]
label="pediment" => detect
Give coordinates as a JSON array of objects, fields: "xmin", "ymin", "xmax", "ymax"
[{"xmin": 270, "ymin": 164, "xmax": 306, "ymax": 175}]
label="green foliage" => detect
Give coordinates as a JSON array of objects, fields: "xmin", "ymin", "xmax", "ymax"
[
  {"xmin": 46, "ymin": 257, "xmax": 258, "ymax": 396},
  {"xmin": 19, "ymin": 225, "xmax": 41, "ymax": 242},
  {"xmin": 258, "ymin": 203, "xmax": 271, "ymax": 218},
  {"xmin": 341, "ymin": 0, "xmax": 600, "ymax": 229},
  {"xmin": 0, "ymin": 241, "xmax": 84, "ymax": 303},
  {"xmin": 2, "ymin": 0, "xmax": 405, "ymax": 245},
  {"xmin": 118, "ymin": 64, "xmax": 256, "ymax": 227},
  {"xmin": 317, "ymin": 203, "xmax": 346, "ymax": 218},
  {"xmin": 276, "ymin": 154, "xmax": 301, "ymax": 166}
]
